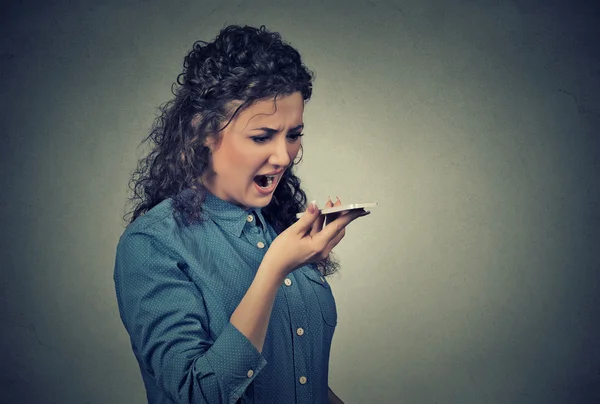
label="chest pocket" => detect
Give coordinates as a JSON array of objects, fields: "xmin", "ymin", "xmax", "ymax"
[{"xmin": 302, "ymin": 268, "xmax": 338, "ymax": 326}]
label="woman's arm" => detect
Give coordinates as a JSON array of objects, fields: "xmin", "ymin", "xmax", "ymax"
[
  {"xmin": 115, "ymin": 201, "xmax": 366, "ymax": 403},
  {"xmin": 115, "ymin": 231, "xmax": 268, "ymax": 404},
  {"xmin": 229, "ymin": 263, "xmax": 284, "ymax": 353},
  {"xmin": 231, "ymin": 197, "xmax": 364, "ymax": 353}
]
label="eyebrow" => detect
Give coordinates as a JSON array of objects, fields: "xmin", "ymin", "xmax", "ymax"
[{"xmin": 250, "ymin": 124, "xmax": 304, "ymax": 134}]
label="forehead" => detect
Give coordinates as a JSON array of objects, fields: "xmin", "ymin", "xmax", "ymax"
[{"xmin": 232, "ymin": 92, "xmax": 304, "ymax": 131}]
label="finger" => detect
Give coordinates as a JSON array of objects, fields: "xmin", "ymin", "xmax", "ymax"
[
  {"xmin": 337, "ymin": 197, "xmax": 352, "ymax": 217},
  {"xmin": 319, "ymin": 219, "xmax": 351, "ymax": 259},
  {"xmin": 311, "ymin": 197, "xmax": 333, "ymax": 237},
  {"xmin": 294, "ymin": 200, "xmax": 321, "ymax": 235},
  {"xmin": 320, "ymin": 207, "xmax": 370, "ymax": 259},
  {"xmin": 325, "ymin": 196, "xmax": 342, "ymax": 227},
  {"xmin": 324, "ymin": 226, "xmax": 346, "ymax": 255},
  {"xmin": 314, "ymin": 208, "xmax": 367, "ymax": 247}
]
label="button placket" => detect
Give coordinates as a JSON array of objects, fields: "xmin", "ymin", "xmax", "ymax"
[{"xmin": 279, "ymin": 271, "xmax": 310, "ymax": 396}]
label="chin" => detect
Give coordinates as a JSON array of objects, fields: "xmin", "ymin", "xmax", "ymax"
[{"xmin": 253, "ymin": 196, "xmax": 274, "ymax": 208}]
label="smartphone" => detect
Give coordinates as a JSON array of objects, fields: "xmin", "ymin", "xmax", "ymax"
[{"xmin": 296, "ymin": 202, "xmax": 378, "ymax": 219}]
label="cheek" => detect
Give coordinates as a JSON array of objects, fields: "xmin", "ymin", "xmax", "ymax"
[
  {"xmin": 214, "ymin": 145, "xmax": 257, "ymax": 177},
  {"xmin": 214, "ymin": 145, "xmax": 239, "ymax": 169},
  {"xmin": 289, "ymin": 143, "xmax": 302, "ymax": 160}
]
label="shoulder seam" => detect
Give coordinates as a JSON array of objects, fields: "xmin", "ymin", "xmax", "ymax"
[{"xmin": 126, "ymin": 201, "xmax": 174, "ymax": 233}]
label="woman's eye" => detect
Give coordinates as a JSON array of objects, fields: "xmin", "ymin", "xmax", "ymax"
[
  {"xmin": 251, "ymin": 133, "xmax": 304, "ymax": 143},
  {"xmin": 251, "ymin": 136, "xmax": 270, "ymax": 143},
  {"xmin": 287, "ymin": 133, "xmax": 304, "ymax": 142}
]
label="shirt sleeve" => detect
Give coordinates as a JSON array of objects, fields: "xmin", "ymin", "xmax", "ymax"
[{"xmin": 114, "ymin": 229, "xmax": 267, "ymax": 404}]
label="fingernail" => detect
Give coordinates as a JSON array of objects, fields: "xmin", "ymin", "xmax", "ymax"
[
  {"xmin": 335, "ymin": 196, "xmax": 340, "ymax": 203},
  {"xmin": 327, "ymin": 196, "xmax": 333, "ymax": 205},
  {"xmin": 308, "ymin": 200, "xmax": 317, "ymax": 214}
]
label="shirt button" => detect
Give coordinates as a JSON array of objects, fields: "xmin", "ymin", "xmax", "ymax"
[
  {"xmin": 257, "ymin": 241, "xmax": 265, "ymax": 249},
  {"xmin": 247, "ymin": 215, "xmax": 254, "ymax": 223},
  {"xmin": 299, "ymin": 376, "xmax": 307, "ymax": 384},
  {"xmin": 247, "ymin": 369, "xmax": 254, "ymax": 378},
  {"xmin": 284, "ymin": 278, "xmax": 292, "ymax": 286},
  {"xmin": 296, "ymin": 327, "xmax": 304, "ymax": 336}
]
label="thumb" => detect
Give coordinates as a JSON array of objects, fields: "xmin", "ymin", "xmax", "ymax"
[{"xmin": 295, "ymin": 200, "xmax": 320, "ymax": 234}]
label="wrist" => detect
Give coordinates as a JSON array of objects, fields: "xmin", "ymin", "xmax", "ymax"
[{"xmin": 256, "ymin": 262, "xmax": 287, "ymax": 288}]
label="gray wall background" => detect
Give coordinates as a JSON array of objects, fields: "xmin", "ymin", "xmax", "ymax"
[{"xmin": 1, "ymin": 0, "xmax": 599, "ymax": 403}]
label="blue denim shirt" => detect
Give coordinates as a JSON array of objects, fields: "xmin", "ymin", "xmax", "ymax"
[{"xmin": 114, "ymin": 192, "xmax": 337, "ymax": 403}]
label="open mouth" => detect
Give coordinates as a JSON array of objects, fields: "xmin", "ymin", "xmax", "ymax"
[{"xmin": 253, "ymin": 174, "xmax": 276, "ymax": 189}]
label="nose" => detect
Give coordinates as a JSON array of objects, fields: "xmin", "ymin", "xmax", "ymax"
[{"xmin": 268, "ymin": 136, "xmax": 292, "ymax": 168}]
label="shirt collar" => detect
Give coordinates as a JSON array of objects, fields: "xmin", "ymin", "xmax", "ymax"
[{"xmin": 202, "ymin": 191, "xmax": 267, "ymax": 237}]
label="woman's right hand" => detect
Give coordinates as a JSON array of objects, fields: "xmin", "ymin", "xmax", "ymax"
[{"xmin": 261, "ymin": 198, "xmax": 370, "ymax": 278}]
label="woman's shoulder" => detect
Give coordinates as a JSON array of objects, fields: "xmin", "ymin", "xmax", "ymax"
[
  {"xmin": 117, "ymin": 199, "xmax": 183, "ymax": 252},
  {"xmin": 115, "ymin": 198, "xmax": 191, "ymax": 267},
  {"xmin": 125, "ymin": 199, "xmax": 175, "ymax": 232},
  {"xmin": 115, "ymin": 198, "xmax": 215, "ymax": 271},
  {"xmin": 117, "ymin": 197, "xmax": 212, "ymax": 254}
]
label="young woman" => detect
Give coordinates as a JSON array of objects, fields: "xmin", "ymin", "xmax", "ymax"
[{"xmin": 114, "ymin": 25, "xmax": 370, "ymax": 404}]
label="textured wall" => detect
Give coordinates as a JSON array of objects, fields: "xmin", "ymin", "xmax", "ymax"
[{"xmin": 1, "ymin": 1, "xmax": 599, "ymax": 403}]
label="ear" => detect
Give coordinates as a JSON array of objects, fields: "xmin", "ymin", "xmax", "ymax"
[
  {"xmin": 204, "ymin": 133, "xmax": 223, "ymax": 153},
  {"xmin": 203, "ymin": 137, "xmax": 214, "ymax": 153}
]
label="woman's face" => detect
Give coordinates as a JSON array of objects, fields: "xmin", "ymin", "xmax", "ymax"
[{"xmin": 201, "ymin": 91, "xmax": 305, "ymax": 210}]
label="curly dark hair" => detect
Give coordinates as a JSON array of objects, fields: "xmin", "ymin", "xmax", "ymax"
[{"xmin": 124, "ymin": 25, "xmax": 340, "ymax": 276}]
